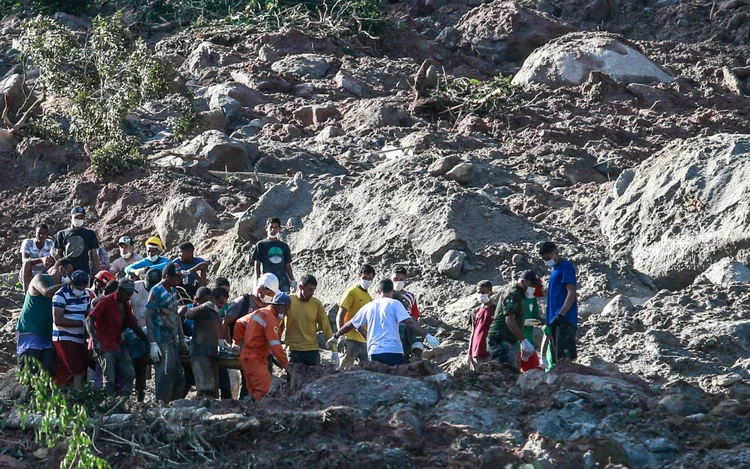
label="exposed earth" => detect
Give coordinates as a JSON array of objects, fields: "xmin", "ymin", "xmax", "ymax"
[{"xmin": 0, "ymin": 0, "xmax": 750, "ymax": 467}]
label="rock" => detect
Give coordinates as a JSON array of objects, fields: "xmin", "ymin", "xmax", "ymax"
[
  {"xmin": 178, "ymin": 130, "xmax": 259, "ymax": 172},
  {"xmin": 208, "ymin": 82, "xmax": 268, "ymax": 110},
  {"xmin": 455, "ymin": 0, "xmax": 574, "ymax": 63},
  {"xmin": 303, "ymin": 371, "xmax": 440, "ymax": 411},
  {"xmin": 444, "ymin": 162, "xmax": 474, "ymax": 184},
  {"xmin": 0, "ymin": 74, "xmax": 24, "ymax": 115},
  {"xmin": 436, "ymin": 27, "xmax": 458, "ymax": 47},
  {"xmin": 200, "ymin": 109, "xmax": 228, "ymax": 132},
  {"xmin": 315, "ymin": 126, "xmax": 345, "ymax": 142},
  {"xmin": 16, "ymin": 138, "xmax": 76, "ymax": 182},
  {"xmin": 512, "ymin": 32, "xmax": 674, "ymax": 88},
  {"xmin": 342, "ymin": 98, "xmax": 413, "ymax": 130},
  {"xmin": 658, "ymin": 394, "xmax": 708, "ymax": 417},
  {"xmin": 530, "ymin": 400, "xmax": 600, "ymax": 440},
  {"xmin": 271, "ymin": 54, "xmax": 329, "ymax": 79},
  {"xmin": 438, "ymin": 250, "xmax": 466, "ymax": 279},
  {"xmin": 0, "ymin": 455, "xmax": 25, "ymax": 469},
  {"xmin": 600, "ymin": 294, "xmax": 634, "ymax": 318},
  {"xmin": 230, "ymin": 70, "xmax": 290, "ymax": 93},
  {"xmin": 481, "ymin": 446, "xmax": 519, "ymax": 468},
  {"xmin": 32, "ymin": 448, "xmax": 48, "ymax": 459},
  {"xmin": 294, "ymin": 83, "xmax": 314, "ymax": 97},
  {"xmin": 430, "ymin": 390, "xmax": 510, "ymax": 432},
  {"xmin": 185, "ymin": 42, "xmax": 243, "ymax": 74},
  {"xmin": 154, "ymin": 196, "xmax": 218, "ymax": 247},
  {"xmin": 512, "ymin": 253, "xmax": 524, "ymax": 265},
  {"xmin": 645, "ymin": 437, "xmax": 680, "ymax": 453},
  {"xmin": 456, "ymin": 115, "xmax": 490, "ymax": 135},
  {"xmin": 700, "ymin": 258, "xmax": 750, "ymax": 286},
  {"xmin": 599, "ymin": 134, "xmax": 750, "ymax": 290},
  {"xmin": 258, "ymin": 45, "xmax": 279, "ymax": 63},
  {"xmin": 53, "ymin": 12, "xmax": 90, "ymax": 30},
  {"xmin": 210, "ymin": 185, "xmax": 226, "ymax": 193},
  {"xmin": 710, "ymin": 399, "xmax": 747, "ymax": 417},
  {"xmin": 294, "ymin": 105, "xmax": 340, "ymax": 127},
  {"xmin": 428, "ymin": 155, "xmax": 461, "ymax": 177},
  {"xmin": 388, "ymin": 407, "xmax": 423, "ymax": 435},
  {"xmin": 334, "ymin": 71, "xmax": 364, "ymax": 97},
  {"xmin": 613, "ymin": 168, "xmax": 635, "ymax": 197},
  {"xmin": 714, "ymin": 372, "xmax": 743, "ymax": 387},
  {"xmin": 209, "ymin": 93, "xmax": 242, "ymax": 121}
]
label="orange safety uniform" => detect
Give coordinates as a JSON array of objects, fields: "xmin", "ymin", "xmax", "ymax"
[{"xmin": 233, "ymin": 306, "xmax": 288, "ymax": 401}]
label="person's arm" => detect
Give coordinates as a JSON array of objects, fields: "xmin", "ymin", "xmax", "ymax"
[
  {"xmin": 285, "ymin": 263, "xmax": 294, "ymax": 283},
  {"xmin": 54, "ymin": 233, "xmax": 62, "ymax": 260},
  {"xmin": 178, "ymin": 305, "xmax": 189, "ymax": 320},
  {"xmin": 145, "ymin": 306, "xmax": 157, "ymax": 343},
  {"xmin": 402, "ymin": 317, "xmax": 429, "ymax": 337},
  {"xmin": 505, "ymin": 314, "xmax": 526, "ymax": 343},
  {"xmin": 31, "ymin": 274, "xmax": 66, "ymax": 298},
  {"xmin": 190, "ymin": 261, "xmax": 210, "ymax": 286},
  {"xmin": 497, "ymin": 298, "xmax": 525, "ymax": 343},
  {"xmin": 232, "ymin": 317, "xmax": 246, "ymax": 348},
  {"xmin": 21, "ymin": 247, "xmax": 44, "ymax": 266},
  {"xmin": 317, "ymin": 302, "xmax": 337, "ymax": 352},
  {"xmin": 185, "ymin": 304, "xmax": 211, "ymax": 320},
  {"xmin": 254, "ymin": 260, "xmax": 261, "ymax": 280},
  {"xmin": 333, "ymin": 320, "xmax": 355, "ymax": 339},
  {"xmin": 108, "ymin": 258, "xmax": 120, "ymax": 275},
  {"xmin": 90, "ymin": 249, "xmax": 101, "ymax": 274},
  {"xmin": 53, "ymin": 307, "xmax": 84, "ymax": 328},
  {"xmin": 85, "ymin": 315, "xmax": 101, "ymax": 350},
  {"xmin": 124, "ymin": 258, "xmax": 146, "ymax": 275},
  {"xmin": 266, "ymin": 321, "xmax": 288, "ymax": 368},
  {"xmin": 558, "ymin": 284, "xmax": 577, "ymax": 318},
  {"xmin": 467, "ymin": 311, "xmax": 475, "ymax": 364},
  {"xmin": 336, "ymin": 306, "xmax": 348, "ymax": 329}
]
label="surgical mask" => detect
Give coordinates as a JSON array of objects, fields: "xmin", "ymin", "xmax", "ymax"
[
  {"xmin": 360, "ymin": 279, "xmax": 372, "ymax": 290},
  {"xmin": 394, "ymin": 281, "xmax": 405, "ymax": 291},
  {"xmin": 267, "ymin": 230, "xmax": 277, "ymax": 239},
  {"xmin": 148, "ymin": 255, "xmax": 159, "ymax": 262},
  {"xmin": 525, "ymin": 287, "xmax": 536, "ymax": 298},
  {"xmin": 477, "ymin": 293, "xmax": 490, "ymax": 304},
  {"xmin": 262, "ymin": 294, "xmax": 274, "ymax": 303},
  {"xmin": 61, "ymin": 275, "xmax": 71, "ymax": 284},
  {"xmin": 277, "ymin": 313, "xmax": 284, "ymax": 320},
  {"xmin": 72, "ymin": 288, "xmax": 86, "ymax": 297},
  {"xmin": 545, "ymin": 259, "xmax": 556, "ymax": 268},
  {"xmin": 120, "ymin": 248, "xmax": 132, "ymax": 259},
  {"xmin": 72, "ymin": 218, "xmax": 84, "ymax": 228}
]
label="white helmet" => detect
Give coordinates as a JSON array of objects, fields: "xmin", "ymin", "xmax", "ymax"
[{"xmin": 256, "ymin": 273, "xmax": 280, "ymax": 294}]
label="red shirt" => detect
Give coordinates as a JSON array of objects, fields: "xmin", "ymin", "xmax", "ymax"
[
  {"xmin": 470, "ymin": 305, "xmax": 494, "ymax": 359},
  {"xmin": 89, "ymin": 292, "xmax": 139, "ymax": 352}
]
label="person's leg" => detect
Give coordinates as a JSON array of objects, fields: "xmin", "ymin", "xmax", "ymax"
[
  {"xmin": 191, "ymin": 356, "xmax": 218, "ymax": 397},
  {"xmin": 555, "ymin": 323, "xmax": 578, "ymax": 363},
  {"xmin": 355, "ymin": 341, "xmax": 369, "ymax": 364},
  {"xmin": 99, "ymin": 351, "xmax": 118, "ymax": 397},
  {"xmin": 117, "ymin": 346, "xmax": 135, "ymax": 397},
  {"xmin": 490, "ymin": 341, "xmax": 520, "ymax": 371},
  {"xmin": 246, "ymin": 360, "xmax": 272, "ymax": 401},
  {"xmin": 183, "ymin": 360, "xmax": 195, "ymax": 398},
  {"xmin": 53, "ymin": 342, "xmax": 73, "ymax": 386},
  {"xmin": 370, "ymin": 353, "xmax": 406, "ymax": 366},
  {"xmin": 154, "ymin": 350, "xmax": 169, "ymax": 402},
  {"xmin": 70, "ymin": 343, "xmax": 88, "ymax": 388},
  {"xmin": 40, "ymin": 347, "xmax": 57, "ymax": 377},
  {"xmin": 289, "ymin": 350, "xmax": 320, "ymax": 366},
  {"xmin": 133, "ymin": 361, "xmax": 147, "ymax": 402},
  {"xmin": 341, "ymin": 340, "xmax": 357, "ymax": 369},
  {"xmin": 211, "ymin": 358, "xmax": 219, "ymax": 398},
  {"xmin": 218, "ymin": 368, "xmax": 232, "ymax": 400},
  {"xmin": 171, "ymin": 344, "xmax": 185, "ymax": 403}
]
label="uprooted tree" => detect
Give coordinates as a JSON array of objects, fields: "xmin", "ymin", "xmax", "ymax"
[{"xmin": 15, "ymin": 13, "xmax": 196, "ymax": 176}]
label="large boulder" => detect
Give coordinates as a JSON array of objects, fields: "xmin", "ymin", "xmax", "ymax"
[
  {"xmin": 178, "ymin": 130, "xmax": 259, "ymax": 172},
  {"xmin": 271, "ymin": 54, "xmax": 329, "ymax": 79},
  {"xmin": 303, "ymin": 371, "xmax": 440, "ymax": 411},
  {"xmin": 16, "ymin": 138, "xmax": 77, "ymax": 182},
  {"xmin": 0, "ymin": 74, "xmax": 25, "ymax": 116},
  {"xmin": 207, "ymin": 82, "xmax": 269, "ymax": 110},
  {"xmin": 154, "ymin": 196, "xmax": 219, "ymax": 247},
  {"xmin": 342, "ymin": 98, "xmax": 413, "ymax": 130},
  {"xmin": 456, "ymin": 0, "xmax": 574, "ymax": 63},
  {"xmin": 700, "ymin": 257, "xmax": 750, "ymax": 286},
  {"xmin": 599, "ymin": 133, "xmax": 750, "ymax": 290},
  {"xmin": 512, "ymin": 32, "xmax": 674, "ymax": 88}
]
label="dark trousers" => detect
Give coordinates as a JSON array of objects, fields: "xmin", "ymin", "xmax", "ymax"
[
  {"xmin": 551, "ymin": 322, "xmax": 578, "ymax": 361},
  {"xmin": 134, "ymin": 361, "xmax": 148, "ymax": 402},
  {"xmin": 289, "ymin": 350, "xmax": 321, "ymax": 367},
  {"xmin": 18, "ymin": 347, "xmax": 57, "ymax": 376},
  {"xmin": 370, "ymin": 353, "xmax": 406, "ymax": 366},
  {"xmin": 218, "ymin": 368, "xmax": 232, "ymax": 400}
]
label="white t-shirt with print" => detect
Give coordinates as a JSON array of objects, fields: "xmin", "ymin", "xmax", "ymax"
[
  {"xmin": 350, "ymin": 297, "xmax": 411, "ymax": 356},
  {"xmin": 20, "ymin": 238, "xmax": 55, "ymax": 275}
]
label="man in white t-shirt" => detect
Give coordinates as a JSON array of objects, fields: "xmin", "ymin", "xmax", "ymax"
[
  {"xmin": 329, "ymin": 279, "xmax": 440, "ymax": 366},
  {"xmin": 20, "ymin": 224, "xmax": 56, "ymax": 291},
  {"xmin": 109, "ymin": 236, "xmax": 143, "ymax": 278}
]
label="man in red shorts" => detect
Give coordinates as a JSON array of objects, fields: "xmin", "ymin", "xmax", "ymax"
[{"xmin": 52, "ymin": 270, "xmax": 91, "ymax": 387}]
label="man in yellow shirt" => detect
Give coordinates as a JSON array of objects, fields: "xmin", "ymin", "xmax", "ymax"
[
  {"xmin": 285, "ymin": 274, "xmax": 339, "ymax": 367},
  {"xmin": 336, "ymin": 264, "xmax": 375, "ymax": 368}
]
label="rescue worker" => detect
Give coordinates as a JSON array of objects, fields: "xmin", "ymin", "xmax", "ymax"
[
  {"xmin": 145, "ymin": 264, "xmax": 187, "ymax": 403},
  {"xmin": 233, "ymin": 292, "xmax": 290, "ymax": 401},
  {"xmin": 124, "ymin": 237, "xmax": 171, "ymax": 279},
  {"xmin": 220, "ymin": 273, "xmax": 279, "ymax": 344}
]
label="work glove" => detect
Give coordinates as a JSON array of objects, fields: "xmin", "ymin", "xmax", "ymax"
[
  {"xmin": 520, "ymin": 339, "xmax": 535, "ymax": 361},
  {"xmin": 524, "ymin": 318, "xmax": 542, "ymax": 327},
  {"xmin": 230, "ymin": 344, "xmax": 240, "ymax": 355},
  {"xmin": 290, "ymin": 280, "xmax": 298, "ymax": 292},
  {"xmin": 331, "ymin": 352, "xmax": 340, "ymax": 368},
  {"xmin": 326, "ymin": 336, "xmax": 339, "ymax": 349},
  {"xmin": 150, "ymin": 342, "xmax": 162, "ymax": 363},
  {"xmin": 550, "ymin": 315, "xmax": 565, "ymax": 328},
  {"xmin": 424, "ymin": 333, "xmax": 440, "ymax": 348}
]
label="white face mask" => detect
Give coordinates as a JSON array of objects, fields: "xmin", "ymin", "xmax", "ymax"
[
  {"xmin": 267, "ymin": 229, "xmax": 278, "ymax": 239},
  {"xmin": 61, "ymin": 275, "xmax": 71, "ymax": 284},
  {"xmin": 262, "ymin": 294, "xmax": 274, "ymax": 303},
  {"xmin": 393, "ymin": 281, "xmax": 406, "ymax": 291},
  {"xmin": 360, "ymin": 279, "xmax": 372, "ymax": 290},
  {"xmin": 525, "ymin": 287, "xmax": 536, "ymax": 298},
  {"xmin": 545, "ymin": 259, "xmax": 556, "ymax": 268},
  {"xmin": 148, "ymin": 254, "xmax": 159, "ymax": 262},
  {"xmin": 277, "ymin": 313, "xmax": 284, "ymax": 320},
  {"xmin": 71, "ymin": 218, "xmax": 84, "ymax": 228},
  {"xmin": 120, "ymin": 248, "xmax": 132, "ymax": 259},
  {"xmin": 477, "ymin": 293, "xmax": 490, "ymax": 304},
  {"xmin": 72, "ymin": 288, "xmax": 86, "ymax": 297}
]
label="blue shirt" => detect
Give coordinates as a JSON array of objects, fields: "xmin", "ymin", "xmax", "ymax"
[
  {"xmin": 546, "ymin": 259, "xmax": 578, "ymax": 327},
  {"xmin": 172, "ymin": 257, "xmax": 206, "ymax": 286},
  {"xmin": 146, "ymin": 282, "xmax": 178, "ymax": 344},
  {"xmin": 124, "ymin": 256, "xmax": 172, "ymax": 275}
]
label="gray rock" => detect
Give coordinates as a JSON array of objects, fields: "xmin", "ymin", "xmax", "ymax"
[
  {"xmin": 700, "ymin": 258, "xmax": 750, "ymax": 286},
  {"xmin": 513, "ymin": 32, "xmax": 674, "ymax": 88},
  {"xmin": 294, "ymin": 83, "xmax": 314, "ymax": 97},
  {"xmin": 438, "ymin": 250, "xmax": 466, "ymax": 279},
  {"xmin": 529, "ymin": 400, "xmax": 600, "ymax": 440},
  {"xmin": 658, "ymin": 394, "xmax": 708, "ymax": 417},
  {"xmin": 436, "ymin": 27, "xmax": 458, "ymax": 47},
  {"xmin": 429, "ymin": 391, "xmax": 508, "ymax": 432},
  {"xmin": 271, "ymin": 54, "xmax": 329, "ymax": 79},
  {"xmin": 428, "ymin": 155, "xmax": 461, "ymax": 177},
  {"xmin": 208, "ymin": 82, "xmax": 268, "ymax": 110},
  {"xmin": 600, "ymin": 294, "xmax": 634, "ymax": 318},
  {"xmin": 178, "ymin": 130, "xmax": 259, "ymax": 172},
  {"xmin": 258, "ymin": 45, "xmax": 279, "ymax": 63},
  {"xmin": 613, "ymin": 168, "xmax": 635, "ymax": 197},
  {"xmin": 444, "ymin": 162, "xmax": 474, "ymax": 184},
  {"xmin": 600, "ymin": 134, "xmax": 750, "ymax": 290},
  {"xmin": 303, "ymin": 371, "xmax": 440, "ymax": 411},
  {"xmin": 314, "ymin": 126, "xmax": 345, "ymax": 142},
  {"xmin": 645, "ymin": 437, "xmax": 680, "ymax": 453},
  {"xmin": 16, "ymin": 138, "xmax": 76, "ymax": 182},
  {"xmin": 154, "ymin": 196, "xmax": 219, "ymax": 247},
  {"xmin": 209, "ymin": 93, "xmax": 242, "ymax": 121},
  {"xmin": 342, "ymin": 98, "xmax": 413, "ymax": 130},
  {"xmin": 0, "ymin": 74, "xmax": 24, "ymax": 115},
  {"xmin": 200, "ymin": 109, "xmax": 228, "ymax": 132},
  {"xmin": 53, "ymin": 12, "xmax": 91, "ymax": 30},
  {"xmin": 334, "ymin": 71, "xmax": 364, "ymax": 97}
]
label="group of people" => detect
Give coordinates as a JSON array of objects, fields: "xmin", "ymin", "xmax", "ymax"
[{"xmin": 15, "ymin": 207, "xmax": 577, "ymax": 403}]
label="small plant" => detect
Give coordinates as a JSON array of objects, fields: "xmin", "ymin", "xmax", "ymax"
[
  {"xmin": 18, "ymin": 358, "xmax": 110, "ymax": 469},
  {"xmin": 433, "ymin": 75, "xmax": 521, "ymax": 117},
  {"xmin": 24, "ymin": 115, "xmax": 68, "ymax": 145},
  {"xmin": 171, "ymin": 93, "xmax": 205, "ymax": 142}
]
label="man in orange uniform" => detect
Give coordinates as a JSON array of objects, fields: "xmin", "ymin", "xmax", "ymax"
[{"xmin": 232, "ymin": 292, "xmax": 290, "ymax": 401}]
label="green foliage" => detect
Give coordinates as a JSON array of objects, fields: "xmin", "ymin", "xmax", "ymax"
[
  {"xmin": 63, "ymin": 385, "xmax": 109, "ymax": 416},
  {"xmin": 19, "ymin": 13, "xmax": 176, "ymax": 176},
  {"xmin": 171, "ymin": 93, "xmax": 204, "ymax": 142},
  {"xmin": 18, "ymin": 359, "xmax": 110, "ymax": 469},
  {"xmin": 433, "ymin": 75, "xmax": 521, "ymax": 116},
  {"xmin": 24, "ymin": 115, "xmax": 68, "ymax": 145},
  {"xmin": 0, "ymin": 0, "xmax": 88, "ymax": 20}
]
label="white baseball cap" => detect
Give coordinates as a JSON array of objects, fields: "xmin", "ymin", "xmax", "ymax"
[{"xmin": 256, "ymin": 273, "xmax": 280, "ymax": 294}]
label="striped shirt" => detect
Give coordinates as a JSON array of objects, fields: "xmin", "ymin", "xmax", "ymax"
[
  {"xmin": 52, "ymin": 285, "xmax": 92, "ymax": 343},
  {"xmin": 146, "ymin": 282, "xmax": 178, "ymax": 344}
]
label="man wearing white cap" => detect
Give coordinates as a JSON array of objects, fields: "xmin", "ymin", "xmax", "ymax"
[{"xmin": 109, "ymin": 236, "xmax": 143, "ymax": 277}]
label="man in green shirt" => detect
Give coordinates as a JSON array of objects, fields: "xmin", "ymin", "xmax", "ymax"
[{"xmin": 488, "ymin": 271, "xmax": 542, "ymax": 371}]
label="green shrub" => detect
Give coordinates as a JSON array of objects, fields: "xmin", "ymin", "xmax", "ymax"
[{"xmin": 433, "ymin": 75, "xmax": 520, "ymax": 116}]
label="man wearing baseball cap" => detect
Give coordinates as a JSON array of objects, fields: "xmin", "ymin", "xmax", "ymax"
[
  {"xmin": 232, "ymin": 292, "xmax": 290, "ymax": 401},
  {"xmin": 52, "ymin": 270, "xmax": 92, "ymax": 387},
  {"xmin": 488, "ymin": 270, "xmax": 542, "ymax": 372},
  {"xmin": 85, "ymin": 278, "xmax": 149, "ymax": 397},
  {"xmin": 109, "ymin": 236, "xmax": 143, "ymax": 277},
  {"xmin": 54, "ymin": 206, "xmax": 101, "ymax": 276}
]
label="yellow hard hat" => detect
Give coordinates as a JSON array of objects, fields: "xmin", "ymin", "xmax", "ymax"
[{"xmin": 145, "ymin": 236, "xmax": 164, "ymax": 251}]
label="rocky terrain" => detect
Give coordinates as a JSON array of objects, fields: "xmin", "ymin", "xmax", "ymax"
[{"xmin": 0, "ymin": 0, "xmax": 750, "ymax": 467}]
